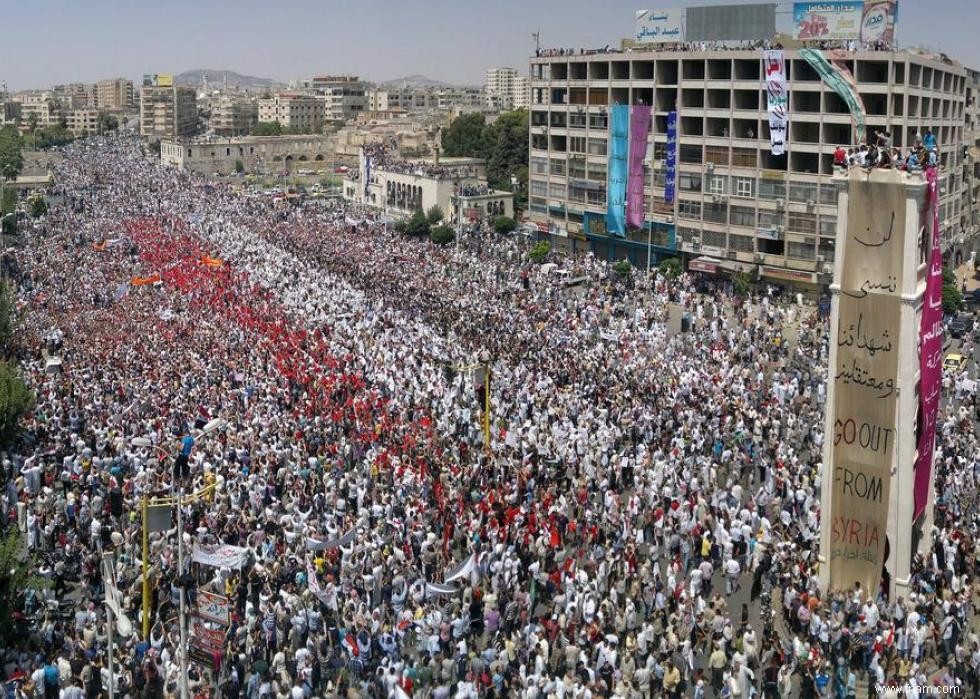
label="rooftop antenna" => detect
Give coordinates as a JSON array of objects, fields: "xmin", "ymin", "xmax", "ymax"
[{"xmin": 532, "ymin": 31, "xmax": 540, "ymax": 54}]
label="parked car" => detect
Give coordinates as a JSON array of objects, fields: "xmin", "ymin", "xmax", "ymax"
[
  {"xmin": 949, "ymin": 314, "xmax": 975, "ymax": 339},
  {"xmin": 943, "ymin": 353, "xmax": 967, "ymax": 372}
]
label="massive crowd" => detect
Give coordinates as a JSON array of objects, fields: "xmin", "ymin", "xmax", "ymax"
[
  {"xmin": 358, "ymin": 142, "xmax": 479, "ymax": 182},
  {"xmin": 0, "ymin": 133, "xmax": 977, "ymax": 699}
]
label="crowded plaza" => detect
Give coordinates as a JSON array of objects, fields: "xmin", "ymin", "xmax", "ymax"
[{"xmin": 0, "ymin": 132, "xmax": 978, "ymax": 699}]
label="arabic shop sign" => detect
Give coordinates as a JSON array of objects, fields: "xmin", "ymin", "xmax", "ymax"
[{"xmin": 635, "ymin": 8, "xmax": 686, "ymax": 43}]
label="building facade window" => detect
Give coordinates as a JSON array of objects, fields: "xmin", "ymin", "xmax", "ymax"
[
  {"xmin": 758, "ymin": 210, "xmax": 784, "ymax": 229},
  {"xmin": 703, "ymin": 230, "xmax": 727, "ymax": 248},
  {"xmin": 679, "ymin": 173, "xmax": 702, "ymax": 192},
  {"xmin": 733, "ymin": 177, "xmax": 755, "ymax": 198},
  {"xmin": 729, "ymin": 234, "xmax": 754, "ymax": 252},
  {"xmin": 530, "ymin": 181, "xmax": 548, "ymax": 197},
  {"xmin": 758, "ymin": 180, "xmax": 786, "ymax": 200},
  {"xmin": 788, "ymin": 212, "xmax": 818, "ymax": 234},
  {"xmin": 787, "ymin": 238, "xmax": 816, "ymax": 259},
  {"xmin": 678, "ymin": 200, "xmax": 702, "ymax": 220},
  {"xmin": 706, "ymin": 174, "xmax": 728, "ymax": 195},
  {"xmin": 703, "ymin": 202, "xmax": 728, "ymax": 223},
  {"xmin": 587, "ymin": 138, "xmax": 607, "ymax": 156},
  {"xmin": 730, "ymin": 205, "xmax": 755, "ymax": 227},
  {"xmin": 789, "ymin": 181, "xmax": 817, "ymax": 203}
]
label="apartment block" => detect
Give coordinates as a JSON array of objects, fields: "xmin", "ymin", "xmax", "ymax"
[
  {"xmin": 65, "ymin": 108, "xmax": 99, "ymax": 137},
  {"xmin": 258, "ymin": 93, "xmax": 322, "ymax": 132},
  {"xmin": 140, "ymin": 85, "xmax": 198, "ymax": 140},
  {"xmin": 211, "ymin": 95, "xmax": 258, "ymax": 137},
  {"xmin": 528, "ymin": 48, "xmax": 973, "ymax": 287},
  {"xmin": 485, "ymin": 68, "xmax": 529, "ymax": 111},
  {"xmin": 96, "ymin": 78, "xmax": 135, "ymax": 111}
]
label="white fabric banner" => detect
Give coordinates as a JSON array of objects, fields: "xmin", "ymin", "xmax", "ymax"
[
  {"xmin": 306, "ymin": 528, "xmax": 356, "ymax": 551},
  {"xmin": 444, "ymin": 553, "xmax": 477, "ymax": 583},
  {"xmin": 191, "ymin": 543, "xmax": 249, "ymax": 569},
  {"xmin": 425, "ymin": 582, "xmax": 458, "ymax": 597},
  {"xmin": 764, "ymin": 50, "xmax": 788, "ymax": 156}
]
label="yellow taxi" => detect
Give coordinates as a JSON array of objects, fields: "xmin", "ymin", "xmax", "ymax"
[{"xmin": 943, "ymin": 353, "xmax": 967, "ymax": 372}]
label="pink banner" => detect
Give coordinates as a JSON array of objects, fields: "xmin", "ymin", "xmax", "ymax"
[
  {"xmin": 914, "ymin": 168, "xmax": 944, "ymax": 521},
  {"xmin": 626, "ymin": 105, "xmax": 651, "ymax": 230}
]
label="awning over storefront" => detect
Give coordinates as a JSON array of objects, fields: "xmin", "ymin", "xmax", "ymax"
[{"xmin": 688, "ymin": 256, "xmax": 719, "ymax": 274}]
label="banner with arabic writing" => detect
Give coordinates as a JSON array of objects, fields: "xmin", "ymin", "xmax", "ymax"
[
  {"xmin": 635, "ymin": 9, "xmax": 685, "ymax": 43},
  {"xmin": 626, "ymin": 105, "xmax": 651, "ymax": 229},
  {"xmin": 914, "ymin": 168, "xmax": 943, "ymax": 521},
  {"xmin": 763, "ymin": 50, "xmax": 788, "ymax": 156},
  {"xmin": 606, "ymin": 105, "xmax": 629, "ymax": 237},
  {"xmin": 665, "ymin": 111, "xmax": 677, "ymax": 204},
  {"xmin": 828, "ymin": 168, "xmax": 905, "ymax": 593}
]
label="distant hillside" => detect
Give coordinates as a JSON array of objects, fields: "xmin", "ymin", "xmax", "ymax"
[
  {"xmin": 175, "ymin": 69, "xmax": 283, "ymax": 90},
  {"xmin": 378, "ymin": 74, "xmax": 454, "ymax": 88}
]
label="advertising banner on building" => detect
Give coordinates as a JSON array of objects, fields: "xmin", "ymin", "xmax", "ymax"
[
  {"xmin": 606, "ymin": 105, "xmax": 629, "ymax": 237},
  {"xmin": 664, "ymin": 111, "xmax": 677, "ymax": 204},
  {"xmin": 686, "ymin": 3, "xmax": 776, "ymax": 42},
  {"xmin": 828, "ymin": 169, "xmax": 905, "ymax": 594},
  {"xmin": 626, "ymin": 105, "xmax": 652, "ymax": 229},
  {"xmin": 914, "ymin": 167, "xmax": 943, "ymax": 521},
  {"xmin": 793, "ymin": 1, "xmax": 864, "ymax": 40},
  {"xmin": 635, "ymin": 9, "xmax": 685, "ymax": 43},
  {"xmin": 860, "ymin": 0, "xmax": 898, "ymax": 44},
  {"xmin": 763, "ymin": 50, "xmax": 788, "ymax": 156}
]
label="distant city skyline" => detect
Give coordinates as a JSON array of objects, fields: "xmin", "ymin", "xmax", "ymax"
[{"xmin": 2, "ymin": 0, "xmax": 978, "ymax": 92}]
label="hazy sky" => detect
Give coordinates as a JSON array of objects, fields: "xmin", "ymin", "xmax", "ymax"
[{"xmin": 2, "ymin": 0, "xmax": 978, "ymax": 90}]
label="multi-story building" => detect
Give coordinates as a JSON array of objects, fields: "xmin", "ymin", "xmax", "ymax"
[
  {"xmin": 961, "ymin": 68, "xmax": 980, "ymax": 263},
  {"xmin": 437, "ymin": 87, "xmax": 486, "ymax": 111},
  {"xmin": 160, "ymin": 134, "xmax": 335, "ymax": 175},
  {"xmin": 140, "ymin": 85, "xmax": 197, "ymax": 140},
  {"xmin": 0, "ymin": 100, "xmax": 22, "ymax": 127},
  {"xmin": 368, "ymin": 88, "xmax": 436, "ymax": 113},
  {"xmin": 512, "ymin": 76, "xmax": 530, "ymax": 110},
  {"xmin": 14, "ymin": 92, "xmax": 61, "ymax": 128},
  {"xmin": 210, "ymin": 95, "xmax": 258, "ymax": 137},
  {"xmin": 257, "ymin": 93, "xmax": 321, "ymax": 132},
  {"xmin": 52, "ymin": 82, "xmax": 95, "ymax": 110},
  {"xmin": 95, "ymin": 78, "xmax": 135, "ymax": 112},
  {"xmin": 310, "ymin": 75, "xmax": 367, "ymax": 123},
  {"xmin": 65, "ymin": 109, "xmax": 99, "ymax": 137},
  {"xmin": 528, "ymin": 47, "xmax": 974, "ymax": 289},
  {"xmin": 485, "ymin": 67, "xmax": 518, "ymax": 110}
]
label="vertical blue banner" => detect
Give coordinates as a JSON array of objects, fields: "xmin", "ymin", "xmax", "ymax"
[
  {"xmin": 606, "ymin": 104, "xmax": 629, "ymax": 237},
  {"xmin": 665, "ymin": 111, "xmax": 677, "ymax": 204}
]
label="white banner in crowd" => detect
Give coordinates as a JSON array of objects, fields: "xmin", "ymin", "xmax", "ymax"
[
  {"xmin": 764, "ymin": 50, "xmax": 789, "ymax": 156},
  {"xmin": 425, "ymin": 582, "xmax": 458, "ymax": 597},
  {"xmin": 444, "ymin": 553, "xmax": 477, "ymax": 583},
  {"xmin": 191, "ymin": 543, "xmax": 249, "ymax": 569},
  {"xmin": 306, "ymin": 527, "xmax": 357, "ymax": 551}
]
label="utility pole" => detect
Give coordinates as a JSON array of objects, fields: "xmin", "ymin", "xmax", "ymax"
[
  {"xmin": 102, "ymin": 553, "xmax": 115, "ymax": 699},
  {"xmin": 177, "ymin": 486, "xmax": 189, "ymax": 699}
]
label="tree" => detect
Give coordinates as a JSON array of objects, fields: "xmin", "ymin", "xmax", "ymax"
[
  {"xmin": 97, "ymin": 111, "xmax": 119, "ymax": 134},
  {"xmin": 251, "ymin": 121, "xmax": 284, "ymax": 137},
  {"xmin": 426, "ymin": 205, "xmax": 444, "ymax": 224},
  {"xmin": 493, "ymin": 216, "xmax": 517, "ymax": 234},
  {"xmin": 0, "ymin": 361, "xmax": 32, "ymax": 449},
  {"xmin": 0, "ymin": 530, "xmax": 50, "ymax": 644},
  {"xmin": 658, "ymin": 257, "xmax": 682, "ymax": 279},
  {"xmin": 0, "ymin": 187, "xmax": 15, "ymax": 237},
  {"xmin": 528, "ymin": 241, "xmax": 551, "ymax": 264},
  {"xmin": 27, "ymin": 114, "xmax": 39, "ymax": 149},
  {"xmin": 0, "ymin": 125, "xmax": 24, "ymax": 181},
  {"xmin": 732, "ymin": 271, "xmax": 752, "ymax": 297},
  {"xmin": 430, "ymin": 225, "xmax": 454, "ymax": 246},
  {"xmin": 943, "ymin": 283, "xmax": 964, "ymax": 315},
  {"xmin": 441, "ymin": 113, "xmax": 486, "ymax": 157},
  {"xmin": 613, "ymin": 259, "xmax": 633, "ymax": 278},
  {"xmin": 0, "ymin": 281, "xmax": 12, "ymax": 352},
  {"xmin": 481, "ymin": 110, "xmax": 529, "ymax": 196},
  {"xmin": 29, "ymin": 195, "xmax": 47, "ymax": 218},
  {"xmin": 234, "ymin": 159, "xmax": 245, "ymax": 174},
  {"xmin": 405, "ymin": 210, "xmax": 431, "ymax": 238}
]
